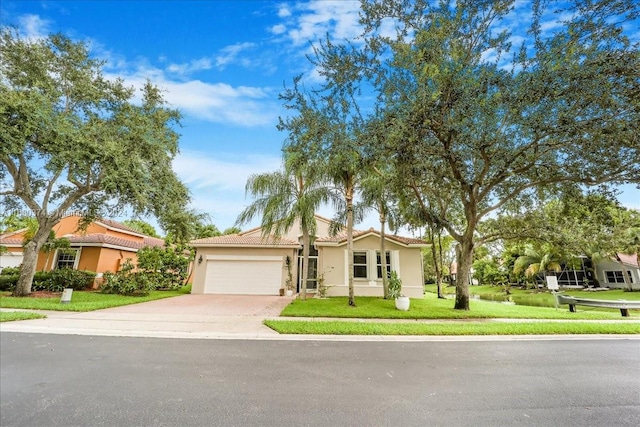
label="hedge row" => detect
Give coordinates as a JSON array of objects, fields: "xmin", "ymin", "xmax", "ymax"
[{"xmin": 0, "ymin": 269, "xmax": 96, "ymax": 292}]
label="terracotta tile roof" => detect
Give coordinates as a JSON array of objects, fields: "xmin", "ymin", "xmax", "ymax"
[
  {"xmin": 190, "ymin": 234, "xmax": 300, "ymax": 247},
  {"xmin": 315, "ymin": 227, "xmax": 428, "ymax": 246},
  {"xmin": 0, "ymin": 228, "xmax": 27, "ymax": 239},
  {"xmin": 64, "ymin": 234, "xmax": 141, "ymax": 250},
  {"xmin": 0, "ymin": 237, "xmax": 23, "ymax": 246},
  {"xmin": 237, "ymin": 226, "xmax": 262, "ymax": 236},
  {"xmin": 617, "ymin": 253, "xmax": 638, "ymax": 267},
  {"xmin": 0, "ymin": 219, "xmax": 164, "ymax": 249},
  {"xmin": 96, "ymin": 218, "xmax": 146, "ymax": 235},
  {"xmin": 63, "ymin": 234, "xmax": 164, "ymax": 250},
  {"xmin": 143, "ymin": 236, "xmax": 166, "ymax": 247}
]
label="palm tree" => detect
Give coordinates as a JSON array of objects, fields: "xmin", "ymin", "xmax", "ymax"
[
  {"xmin": 359, "ymin": 169, "xmax": 398, "ymax": 299},
  {"xmin": 236, "ymin": 161, "xmax": 333, "ymax": 300},
  {"xmin": 513, "ymin": 244, "xmax": 563, "ymax": 287}
]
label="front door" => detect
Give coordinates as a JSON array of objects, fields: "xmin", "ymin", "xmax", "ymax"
[{"xmin": 298, "ymin": 247, "xmax": 318, "ymax": 291}]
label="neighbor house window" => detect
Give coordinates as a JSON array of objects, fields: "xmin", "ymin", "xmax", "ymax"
[
  {"xmin": 353, "ymin": 251, "xmax": 368, "ymax": 278},
  {"xmin": 376, "ymin": 251, "xmax": 391, "ymax": 279},
  {"xmin": 55, "ymin": 249, "xmax": 79, "ymax": 270},
  {"xmin": 605, "ymin": 271, "xmax": 633, "ymax": 283}
]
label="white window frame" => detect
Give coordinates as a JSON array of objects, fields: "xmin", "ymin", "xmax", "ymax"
[
  {"xmin": 376, "ymin": 250, "xmax": 392, "ymax": 279},
  {"xmin": 52, "ymin": 248, "xmax": 81, "ymax": 270},
  {"xmin": 605, "ymin": 270, "xmax": 633, "ymax": 283},
  {"xmin": 353, "ymin": 251, "xmax": 368, "ymax": 279}
]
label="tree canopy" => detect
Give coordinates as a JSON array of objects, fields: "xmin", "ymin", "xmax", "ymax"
[
  {"xmin": 122, "ymin": 219, "xmax": 160, "ymax": 238},
  {"xmin": 0, "ymin": 28, "xmax": 190, "ymax": 295},
  {"xmin": 303, "ymin": 0, "xmax": 639, "ymax": 309}
]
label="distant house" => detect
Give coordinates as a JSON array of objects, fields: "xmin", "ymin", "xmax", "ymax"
[
  {"xmin": 190, "ymin": 215, "xmax": 428, "ymax": 297},
  {"xmin": 595, "ymin": 253, "xmax": 639, "ymax": 290},
  {"xmin": 0, "ymin": 215, "xmax": 164, "ymax": 279},
  {"xmin": 455, "ymin": 253, "xmax": 639, "ymax": 290}
]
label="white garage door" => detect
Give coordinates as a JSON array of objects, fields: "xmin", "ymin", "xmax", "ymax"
[{"xmin": 204, "ymin": 255, "xmax": 283, "ymax": 295}]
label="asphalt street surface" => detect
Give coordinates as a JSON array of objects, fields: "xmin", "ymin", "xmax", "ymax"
[{"xmin": 1, "ymin": 333, "xmax": 639, "ymax": 426}]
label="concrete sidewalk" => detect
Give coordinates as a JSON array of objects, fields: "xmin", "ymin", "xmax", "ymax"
[
  {"xmin": 2, "ymin": 293, "xmax": 639, "ymax": 341},
  {"xmin": 0, "ymin": 308, "xmax": 280, "ymax": 339},
  {"xmin": 2, "ymin": 307, "xmax": 639, "ymax": 341}
]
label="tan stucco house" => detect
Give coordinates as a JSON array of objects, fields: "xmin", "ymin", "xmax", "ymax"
[
  {"xmin": 0, "ymin": 215, "xmax": 164, "ymax": 278},
  {"xmin": 190, "ymin": 216, "xmax": 428, "ymax": 297}
]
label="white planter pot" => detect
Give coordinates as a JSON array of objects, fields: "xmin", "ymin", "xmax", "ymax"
[
  {"xmin": 286, "ymin": 290, "xmax": 294, "ymax": 297},
  {"xmin": 395, "ymin": 296, "xmax": 410, "ymax": 311}
]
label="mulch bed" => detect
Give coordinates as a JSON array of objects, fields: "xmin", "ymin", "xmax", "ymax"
[{"xmin": 28, "ymin": 291, "xmax": 62, "ymax": 298}]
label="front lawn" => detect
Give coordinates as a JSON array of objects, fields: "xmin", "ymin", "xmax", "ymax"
[
  {"xmin": 0, "ymin": 286, "xmax": 190, "ymax": 312},
  {"xmin": 265, "ymin": 320, "xmax": 640, "ymax": 335},
  {"xmin": 0, "ymin": 311, "xmax": 47, "ymax": 322},
  {"xmin": 281, "ymin": 293, "xmax": 639, "ymax": 320}
]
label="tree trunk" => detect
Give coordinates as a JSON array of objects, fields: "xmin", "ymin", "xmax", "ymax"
[
  {"xmin": 431, "ymin": 229, "xmax": 444, "ymax": 299},
  {"xmin": 301, "ymin": 229, "xmax": 310, "ymax": 300},
  {"xmin": 454, "ymin": 239, "xmax": 474, "ymax": 310},
  {"xmin": 590, "ymin": 257, "xmax": 599, "ymax": 287},
  {"xmin": 13, "ymin": 228, "xmax": 50, "ymax": 296},
  {"xmin": 380, "ymin": 209, "xmax": 389, "ymax": 299},
  {"xmin": 615, "ymin": 255, "xmax": 633, "ymax": 291},
  {"xmin": 346, "ymin": 184, "xmax": 355, "ymax": 306}
]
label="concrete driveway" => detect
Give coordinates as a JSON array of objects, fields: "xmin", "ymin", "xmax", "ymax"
[
  {"xmin": 0, "ymin": 294, "xmax": 295, "ymax": 339},
  {"xmin": 99, "ymin": 294, "xmax": 294, "ymax": 317}
]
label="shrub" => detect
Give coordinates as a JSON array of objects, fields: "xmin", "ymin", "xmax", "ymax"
[
  {"xmin": 136, "ymin": 245, "xmax": 193, "ymax": 290},
  {"xmin": 100, "ymin": 260, "xmax": 153, "ymax": 295},
  {"xmin": 101, "ymin": 271, "xmax": 153, "ymax": 295},
  {"xmin": 50, "ymin": 269, "xmax": 96, "ymax": 290},
  {"xmin": 0, "ymin": 274, "xmax": 19, "ymax": 291},
  {"xmin": 32, "ymin": 272, "xmax": 57, "ymax": 292},
  {"xmin": 0, "ymin": 269, "xmax": 96, "ymax": 293},
  {"xmin": 0, "ymin": 266, "xmax": 20, "ymax": 276},
  {"xmin": 388, "ymin": 271, "xmax": 403, "ymax": 299}
]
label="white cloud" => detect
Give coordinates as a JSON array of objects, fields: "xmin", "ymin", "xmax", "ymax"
[
  {"xmin": 104, "ymin": 63, "xmax": 279, "ymax": 127},
  {"xmin": 215, "ymin": 42, "xmax": 256, "ymax": 69},
  {"xmin": 285, "ymin": 0, "xmax": 362, "ymax": 46},
  {"xmin": 17, "ymin": 14, "xmax": 51, "ymax": 40},
  {"xmin": 173, "ymin": 150, "xmax": 399, "ymax": 231},
  {"xmin": 270, "ymin": 24, "xmax": 287, "ymax": 35},
  {"xmin": 173, "ymin": 150, "xmax": 283, "ymax": 228},
  {"xmin": 174, "ymin": 150, "xmax": 282, "ymax": 192},
  {"xmin": 166, "ymin": 57, "xmax": 213, "ymax": 75},
  {"xmin": 277, "ymin": 4, "xmax": 292, "ymax": 18}
]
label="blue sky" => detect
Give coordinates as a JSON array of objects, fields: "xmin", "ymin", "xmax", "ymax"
[{"xmin": 1, "ymin": 1, "xmax": 638, "ymax": 233}]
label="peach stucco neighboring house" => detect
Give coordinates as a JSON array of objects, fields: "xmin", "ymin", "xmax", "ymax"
[
  {"xmin": 190, "ymin": 215, "xmax": 428, "ymax": 297},
  {"xmin": 0, "ymin": 215, "xmax": 164, "ymax": 277}
]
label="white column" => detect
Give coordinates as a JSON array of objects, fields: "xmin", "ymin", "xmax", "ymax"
[
  {"xmin": 344, "ymin": 249, "xmax": 349, "ymax": 286},
  {"xmin": 368, "ymin": 249, "xmax": 377, "ymax": 286},
  {"xmin": 392, "ymin": 250, "xmax": 400, "ymax": 278}
]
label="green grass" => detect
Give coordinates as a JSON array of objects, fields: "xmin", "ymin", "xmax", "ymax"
[
  {"xmin": 0, "ymin": 286, "xmax": 190, "ymax": 312},
  {"xmin": 265, "ymin": 320, "xmax": 640, "ymax": 335},
  {"xmin": 426, "ymin": 284, "xmax": 640, "ymax": 300},
  {"xmin": 425, "ymin": 284, "xmax": 640, "ymax": 310},
  {"xmin": 0, "ymin": 311, "xmax": 47, "ymax": 322},
  {"xmin": 281, "ymin": 293, "xmax": 639, "ymax": 320}
]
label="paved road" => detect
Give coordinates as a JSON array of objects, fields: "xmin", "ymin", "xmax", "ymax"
[{"xmin": 1, "ymin": 333, "xmax": 639, "ymax": 426}]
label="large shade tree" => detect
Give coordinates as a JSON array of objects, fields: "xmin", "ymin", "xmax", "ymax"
[
  {"xmin": 312, "ymin": 0, "xmax": 640, "ymax": 309},
  {"xmin": 0, "ymin": 29, "xmax": 190, "ymax": 295}
]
